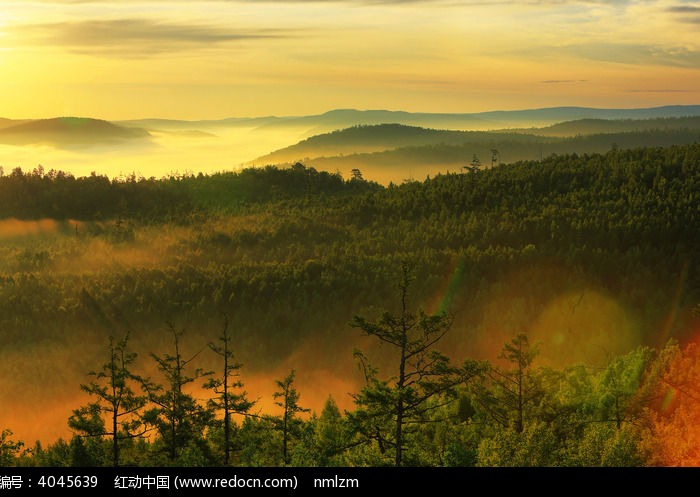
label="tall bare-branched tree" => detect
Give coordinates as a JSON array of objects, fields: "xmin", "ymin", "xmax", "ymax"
[
  {"xmin": 348, "ymin": 263, "xmax": 483, "ymax": 466},
  {"xmin": 143, "ymin": 323, "xmax": 213, "ymax": 463},
  {"xmin": 68, "ymin": 332, "xmax": 150, "ymax": 467},
  {"xmin": 204, "ymin": 314, "xmax": 255, "ymax": 465}
]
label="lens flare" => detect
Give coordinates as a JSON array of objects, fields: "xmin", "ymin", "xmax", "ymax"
[
  {"xmin": 529, "ymin": 290, "xmax": 641, "ymax": 368},
  {"xmin": 660, "ymin": 388, "xmax": 677, "ymax": 413},
  {"xmin": 655, "ymin": 260, "xmax": 689, "ymax": 348},
  {"xmin": 426, "ymin": 256, "xmax": 465, "ymax": 316}
]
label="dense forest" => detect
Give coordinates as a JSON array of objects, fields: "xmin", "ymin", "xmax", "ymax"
[{"xmin": 1, "ymin": 143, "xmax": 700, "ymax": 467}]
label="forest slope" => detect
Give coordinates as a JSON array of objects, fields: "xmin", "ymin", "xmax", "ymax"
[{"xmin": 0, "ymin": 144, "xmax": 699, "ymax": 459}]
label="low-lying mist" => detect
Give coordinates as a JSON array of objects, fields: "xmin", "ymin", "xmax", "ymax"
[
  {"xmin": 0, "ymin": 221, "xmax": 667, "ymax": 446},
  {"xmin": 0, "ymin": 125, "xmax": 307, "ymax": 181}
]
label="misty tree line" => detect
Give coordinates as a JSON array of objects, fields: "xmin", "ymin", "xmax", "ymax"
[
  {"xmin": 1, "ymin": 263, "xmax": 698, "ymax": 467},
  {"xmin": 0, "ymin": 162, "xmax": 379, "ymax": 221}
]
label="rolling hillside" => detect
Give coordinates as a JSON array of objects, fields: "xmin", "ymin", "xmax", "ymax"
[
  {"xmin": 0, "ymin": 117, "xmax": 151, "ymax": 146},
  {"xmin": 249, "ymin": 117, "xmax": 700, "ymax": 184}
]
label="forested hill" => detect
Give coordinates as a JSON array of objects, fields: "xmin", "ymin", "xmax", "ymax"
[
  {"xmin": 531, "ymin": 115, "xmax": 700, "ymax": 136},
  {"xmin": 253, "ymin": 116, "xmax": 700, "ymax": 166},
  {"xmin": 247, "ymin": 118, "xmax": 700, "ymax": 184},
  {"xmin": 1, "ymin": 144, "xmax": 699, "ymax": 317},
  {"xmin": 1, "ymin": 143, "xmax": 700, "ymax": 467},
  {"xmin": 0, "ymin": 117, "xmax": 151, "ymax": 146},
  {"xmin": 249, "ymin": 124, "xmax": 510, "ymax": 164},
  {"xmin": 0, "ymin": 163, "xmax": 381, "ymax": 220},
  {"xmin": 2, "ymin": 144, "xmax": 699, "ymax": 232}
]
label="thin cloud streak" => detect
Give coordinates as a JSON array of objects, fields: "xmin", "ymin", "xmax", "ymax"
[
  {"xmin": 666, "ymin": 4, "xmax": 700, "ymax": 23},
  {"xmin": 517, "ymin": 42, "xmax": 700, "ymax": 69},
  {"xmin": 666, "ymin": 5, "xmax": 700, "ymax": 13},
  {"xmin": 10, "ymin": 18, "xmax": 291, "ymax": 55},
  {"xmin": 626, "ymin": 89, "xmax": 697, "ymax": 93},
  {"xmin": 12, "ymin": 19, "xmax": 289, "ymax": 46},
  {"xmin": 541, "ymin": 79, "xmax": 589, "ymax": 83}
]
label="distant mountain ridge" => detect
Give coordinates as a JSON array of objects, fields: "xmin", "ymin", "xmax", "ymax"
[
  {"xmin": 115, "ymin": 105, "xmax": 700, "ymax": 136},
  {"xmin": 1, "ymin": 105, "xmax": 698, "ymax": 166},
  {"xmin": 470, "ymin": 105, "xmax": 700, "ymax": 124},
  {"xmin": 528, "ymin": 116, "xmax": 700, "ymax": 136},
  {"xmin": 248, "ymin": 105, "xmax": 700, "ymax": 135},
  {"xmin": 4, "ymin": 105, "xmax": 699, "ymax": 141}
]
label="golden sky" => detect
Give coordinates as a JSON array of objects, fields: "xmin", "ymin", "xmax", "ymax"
[{"xmin": 0, "ymin": 0, "xmax": 698, "ymax": 120}]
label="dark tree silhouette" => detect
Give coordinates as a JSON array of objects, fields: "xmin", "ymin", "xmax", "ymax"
[
  {"xmin": 68, "ymin": 332, "xmax": 150, "ymax": 467},
  {"xmin": 473, "ymin": 333, "xmax": 540, "ymax": 433},
  {"xmin": 143, "ymin": 323, "xmax": 213, "ymax": 463},
  {"xmin": 203, "ymin": 314, "xmax": 255, "ymax": 465},
  {"xmin": 273, "ymin": 370, "xmax": 309, "ymax": 466},
  {"xmin": 349, "ymin": 263, "xmax": 482, "ymax": 466}
]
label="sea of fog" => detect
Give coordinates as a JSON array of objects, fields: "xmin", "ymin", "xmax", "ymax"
[{"xmin": 0, "ymin": 126, "xmax": 308, "ymax": 180}]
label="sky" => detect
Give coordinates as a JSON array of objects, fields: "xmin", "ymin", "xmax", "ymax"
[{"xmin": 0, "ymin": 0, "xmax": 698, "ymax": 120}]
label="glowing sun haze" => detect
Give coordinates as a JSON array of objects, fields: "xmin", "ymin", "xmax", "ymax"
[{"xmin": 0, "ymin": 0, "xmax": 698, "ymax": 120}]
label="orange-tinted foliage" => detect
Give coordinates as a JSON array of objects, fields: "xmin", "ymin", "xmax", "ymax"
[{"xmin": 647, "ymin": 340, "xmax": 700, "ymax": 466}]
